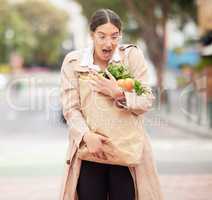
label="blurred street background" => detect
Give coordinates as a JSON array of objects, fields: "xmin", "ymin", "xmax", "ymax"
[{"xmin": 0, "ymin": 0, "xmax": 212, "ymax": 200}]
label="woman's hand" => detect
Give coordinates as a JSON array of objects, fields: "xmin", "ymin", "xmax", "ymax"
[
  {"xmin": 83, "ymin": 132, "xmax": 110, "ymax": 160},
  {"xmin": 88, "ymin": 69, "xmax": 124, "ymax": 99}
]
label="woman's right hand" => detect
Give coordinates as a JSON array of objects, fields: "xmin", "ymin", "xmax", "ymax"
[{"xmin": 83, "ymin": 132, "xmax": 109, "ymax": 160}]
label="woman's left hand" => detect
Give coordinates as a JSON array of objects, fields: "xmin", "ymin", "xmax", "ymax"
[{"xmin": 88, "ymin": 69, "xmax": 124, "ymax": 99}]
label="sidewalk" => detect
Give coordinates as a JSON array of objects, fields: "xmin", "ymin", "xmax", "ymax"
[
  {"xmin": 160, "ymin": 175, "xmax": 212, "ymax": 200},
  {"xmin": 0, "ymin": 175, "xmax": 211, "ymax": 200},
  {"xmin": 159, "ymin": 108, "xmax": 212, "ymax": 138}
]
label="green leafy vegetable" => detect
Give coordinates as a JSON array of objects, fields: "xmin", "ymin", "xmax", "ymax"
[
  {"xmin": 100, "ymin": 63, "xmax": 133, "ymax": 80},
  {"xmin": 133, "ymin": 80, "xmax": 144, "ymax": 96}
]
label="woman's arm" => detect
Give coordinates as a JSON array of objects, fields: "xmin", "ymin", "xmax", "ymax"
[
  {"xmin": 60, "ymin": 52, "xmax": 90, "ymax": 147},
  {"xmin": 116, "ymin": 46, "xmax": 155, "ymax": 115}
]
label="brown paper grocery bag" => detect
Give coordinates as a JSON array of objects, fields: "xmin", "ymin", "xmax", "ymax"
[{"xmin": 77, "ymin": 73, "xmax": 144, "ymax": 166}]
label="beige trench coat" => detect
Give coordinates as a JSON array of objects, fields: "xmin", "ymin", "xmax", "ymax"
[{"xmin": 59, "ymin": 44, "xmax": 164, "ymax": 200}]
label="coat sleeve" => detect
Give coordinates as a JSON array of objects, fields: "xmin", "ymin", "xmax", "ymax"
[
  {"xmin": 117, "ymin": 46, "xmax": 155, "ymax": 115},
  {"xmin": 60, "ymin": 52, "xmax": 90, "ymax": 147}
]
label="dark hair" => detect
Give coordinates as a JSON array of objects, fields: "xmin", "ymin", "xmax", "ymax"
[{"xmin": 89, "ymin": 9, "xmax": 122, "ymax": 32}]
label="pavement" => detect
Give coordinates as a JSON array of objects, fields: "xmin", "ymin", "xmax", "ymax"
[
  {"xmin": 161, "ymin": 175, "xmax": 212, "ymax": 200},
  {"xmin": 0, "ymin": 175, "xmax": 212, "ymax": 200}
]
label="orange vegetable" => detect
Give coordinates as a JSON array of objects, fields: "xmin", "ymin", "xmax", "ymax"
[
  {"xmin": 117, "ymin": 78, "xmax": 134, "ymax": 92},
  {"xmin": 117, "ymin": 79, "xmax": 125, "ymax": 88},
  {"xmin": 124, "ymin": 78, "xmax": 134, "ymax": 91}
]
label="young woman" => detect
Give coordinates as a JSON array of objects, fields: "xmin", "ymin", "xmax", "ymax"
[{"xmin": 60, "ymin": 9, "xmax": 164, "ymax": 200}]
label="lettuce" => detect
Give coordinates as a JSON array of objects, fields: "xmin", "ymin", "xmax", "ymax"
[{"xmin": 100, "ymin": 63, "xmax": 133, "ymax": 80}]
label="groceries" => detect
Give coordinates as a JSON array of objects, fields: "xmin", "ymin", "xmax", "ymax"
[{"xmin": 99, "ymin": 63, "xmax": 149, "ymax": 95}]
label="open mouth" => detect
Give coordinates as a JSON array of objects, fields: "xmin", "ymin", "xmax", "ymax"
[
  {"xmin": 102, "ymin": 49, "xmax": 112, "ymax": 53},
  {"xmin": 102, "ymin": 49, "xmax": 112, "ymax": 58}
]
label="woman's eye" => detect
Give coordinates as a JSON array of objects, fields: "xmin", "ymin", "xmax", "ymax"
[{"xmin": 99, "ymin": 35, "xmax": 105, "ymax": 39}]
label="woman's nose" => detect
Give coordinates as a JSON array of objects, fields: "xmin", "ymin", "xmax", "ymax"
[{"xmin": 104, "ymin": 39, "xmax": 113, "ymax": 47}]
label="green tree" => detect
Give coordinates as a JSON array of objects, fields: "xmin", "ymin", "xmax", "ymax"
[
  {"xmin": 76, "ymin": 0, "xmax": 196, "ymax": 93},
  {"xmin": 16, "ymin": 0, "xmax": 69, "ymax": 67},
  {"xmin": 0, "ymin": 0, "xmax": 34, "ymax": 63},
  {"xmin": 0, "ymin": 0, "xmax": 69, "ymax": 68}
]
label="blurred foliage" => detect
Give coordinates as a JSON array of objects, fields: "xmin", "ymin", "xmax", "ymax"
[
  {"xmin": 171, "ymin": 0, "xmax": 197, "ymax": 29},
  {"xmin": 173, "ymin": 47, "xmax": 184, "ymax": 54},
  {"xmin": 0, "ymin": 0, "xmax": 34, "ymax": 63},
  {"xmin": 0, "ymin": 0, "xmax": 69, "ymax": 68},
  {"xmin": 75, "ymin": 0, "xmax": 126, "ymax": 21},
  {"xmin": 0, "ymin": 64, "xmax": 12, "ymax": 73},
  {"xmin": 195, "ymin": 56, "xmax": 212, "ymax": 72}
]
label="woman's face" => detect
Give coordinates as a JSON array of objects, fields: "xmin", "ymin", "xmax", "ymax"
[{"xmin": 91, "ymin": 22, "xmax": 121, "ymax": 62}]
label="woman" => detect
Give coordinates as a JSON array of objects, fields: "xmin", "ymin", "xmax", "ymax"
[{"xmin": 60, "ymin": 9, "xmax": 164, "ymax": 200}]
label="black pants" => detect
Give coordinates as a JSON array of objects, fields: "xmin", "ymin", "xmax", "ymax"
[{"xmin": 77, "ymin": 160, "xmax": 135, "ymax": 200}]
